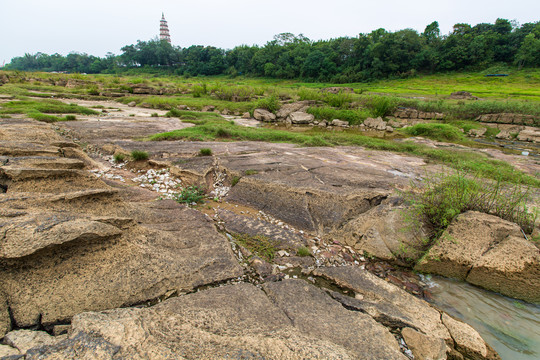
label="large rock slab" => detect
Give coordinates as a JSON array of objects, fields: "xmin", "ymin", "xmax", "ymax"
[
  {"xmin": 276, "ymin": 101, "xmax": 311, "ymax": 119},
  {"xmin": 415, "ymin": 211, "xmax": 540, "ymax": 302},
  {"xmin": 253, "ymin": 108, "xmax": 276, "ymax": 122},
  {"xmin": 25, "ymin": 282, "xmax": 407, "ymax": 359}
]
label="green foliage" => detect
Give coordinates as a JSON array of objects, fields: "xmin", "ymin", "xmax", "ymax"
[
  {"xmin": 404, "ymin": 170, "xmax": 538, "ymax": 242},
  {"xmin": 199, "ymin": 148, "xmax": 213, "ymax": 156},
  {"xmin": 402, "ymin": 123, "xmax": 466, "ymax": 142},
  {"xmin": 256, "ymin": 94, "xmax": 281, "ymax": 113},
  {"xmin": 151, "ymin": 112, "xmax": 159, "ymax": 117},
  {"xmin": 173, "ymin": 185, "xmax": 205, "ymax": 204},
  {"xmin": 130, "ymin": 150, "xmax": 149, "ymax": 161},
  {"xmin": 113, "ymin": 153, "xmax": 126, "ymax": 162},
  {"xmin": 244, "ymin": 170, "xmax": 259, "ymax": 175},
  {"xmin": 322, "ymin": 91, "xmax": 353, "ymax": 108},
  {"xmin": 232, "ymin": 232, "xmax": 279, "ymax": 261},
  {"xmin": 231, "ymin": 176, "xmax": 241, "ymax": 186},
  {"xmin": 367, "ymin": 96, "xmax": 396, "ymax": 117},
  {"xmin": 296, "ymin": 246, "xmax": 311, "ymax": 257},
  {"xmin": 148, "ymin": 119, "xmax": 539, "ymax": 186},
  {"xmin": 306, "ymin": 106, "xmax": 370, "ymax": 125},
  {"xmin": 64, "ymin": 114, "xmax": 77, "ymax": 120}
]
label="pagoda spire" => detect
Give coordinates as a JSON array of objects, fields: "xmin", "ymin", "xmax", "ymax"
[{"xmin": 160, "ymin": 13, "xmax": 171, "ymax": 44}]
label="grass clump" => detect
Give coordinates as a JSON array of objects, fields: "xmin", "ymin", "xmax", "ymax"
[
  {"xmin": 231, "ymin": 176, "xmax": 241, "ymax": 186},
  {"xmin": 64, "ymin": 114, "xmax": 77, "ymax": 120},
  {"xmin": 404, "ymin": 170, "xmax": 538, "ymax": 242},
  {"xmin": 173, "ymin": 185, "xmax": 205, "ymax": 204},
  {"xmin": 151, "ymin": 112, "xmax": 159, "ymax": 117},
  {"xmin": 232, "ymin": 233, "xmax": 279, "ymax": 261},
  {"xmin": 296, "ymin": 246, "xmax": 311, "ymax": 257},
  {"xmin": 131, "ymin": 150, "xmax": 149, "ymax": 161},
  {"xmin": 401, "ymin": 123, "xmax": 466, "ymax": 142},
  {"xmin": 256, "ymin": 94, "xmax": 280, "ymax": 113},
  {"xmin": 244, "ymin": 169, "xmax": 259, "ymax": 176},
  {"xmin": 199, "ymin": 148, "xmax": 213, "ymax": 156},
  {"xmin": 113, "ymin": 153, "xmax": 126, "ymax": 163}
]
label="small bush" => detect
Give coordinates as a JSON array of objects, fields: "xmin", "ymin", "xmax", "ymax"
[
  {"xmin": 297, "ymin": 246, "xmax": 311, "ymax": 257},
  {"xmin": 256, "ymin": 94, "xmax": 281, "ymax": 113},
  {"xmin": 64, "ymin": 115, "xmax": 77, "ymax": 121},
  {"xmin": 113, "ymin": 153, "xmax": 126, "ymax": 162},
  {"xmin": 402, "ymin": 123, "xmax": 466, "ymax": 142},
  {"xmin": 199, "ymin": 148, "xmax": 212, "ymax": 156},
  {"xmin": 404, "ymin": 170, "xmax": 538, "ymax": 242},
  {"xmin": 244, "ymin": 169, "xmax": 259, "ymax": 176},
  {"xmin": 231, "ymin": 176, "xmax": 241, "ymax": 186},
  {"xmin": 151, "ymin": 113, "xmax": 159, "ymax": 117},
  {"xmin": 232, "ymin": 233, "xmax": 279, "ymax": 261},
  {"xmin": 131, "ymin": 150, "xmax": 149, "ymax": 161},
  {"xmin": 174, "ymin": 185, "xmax": 205, "ymax": 204}
]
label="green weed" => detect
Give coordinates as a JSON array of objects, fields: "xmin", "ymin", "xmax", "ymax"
[
  {"xmin": 232, "ymin": 232, "xmax": 279, "ymax": 261},
  {"xmin": 173, "ymin": 185, "xmax": 205, "ymax": 204},
  {"xmin": 131, "ymin": 150, "xmax": 149, "ymax": 161},
  {"xmin": 199, "ymin": 148, "xmax": 212, "ymax": 156}
]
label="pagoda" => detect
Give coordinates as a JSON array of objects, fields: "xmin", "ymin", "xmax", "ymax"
[{"xmin": 160, "ymin": 13, "xmax": 171, "ymax": 44}]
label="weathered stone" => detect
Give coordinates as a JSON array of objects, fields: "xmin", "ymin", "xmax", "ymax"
[
  {"xmin": 127, "ymin": 101, "xmax": 136, "ymax": 107},
  {"xmin": 241, "ymin": 111, "xmax": 251, "ymax": 119},
  {"xmin": 288, "ymin": 111, "xmax": 314, "ymax": 124},
  {"xmin": 218, "ymin": 209, "xmax": 307, "ymax": 249},
  {"xmin": 0, "ymin": 345, "xmax": 20, "ymax": 358},
  {"xmin": 131, "ymin": 86, "xmax": 158, "ymax": 95},
  {"xmin": 517, "ymin": 129, "xmax": 540, "ymax": 143},
  {"xmin": 450, "ymin": 91, "xmax": 478, "ymax": 100},
  {"xmin": 469, "ymin": 128, "xmax": 487, "ymax": 137},
  {"xmin": 331, "ymin": 119, "xmax": 349, "ymax": 127},
  {"xmin": 201, "ymin": 105, "xmax": 215, "ymax": 112},
  {"xmin": 364, "ymin": 117, "xmax": 387, "ymax": 130},
  {"xmin": 3, "ymin": 330, "xmax": 60, "ymax": 354},
  {"xmin": 401, "ymin": 327, "xmax": 447, "ymax": 360},
  {"xmin": 0, "ymin": 214, "xmax": 122, "ymax": 259},
  {"xmin": 442, "ymin": 313, "xmax": 499, "ymax": 360},
  {"xmin": 177, "ymin": 104, "xmax": 188, "ymax": 110},
  {"xmin": 313, "ymin": 266, "xmax": 451, "ymax": 341},
  {"xmin": 386, "ymin": 126, "xmax": 394, "ymax": 132},
  {"xmin": 0, "ymin": 292, "xmax": 9, "ymax": 337},
  {"xmin": 328, "ymin": 201, "xmax": 427, "ymax": 264},
  {"xmin": 495, "ymin": 129, "xmax": 512, "ymax": 140},
  {"xmin": 28, "ymin": 282, "xmax": 405, "ymax": 359},
  {"xmin": 416, "ymin": 211, "xmax": 540, "ymax": 302},
  {"xmin": 253, "ymin": 108, "xmax": 277, "ymax": 122},
  {"xmin": 276, "ymin": 101, "xmax": 311, "ymax": 119},
  {"xmin": 263, "ymin": 280, "xmax": 407, "ymax": 359}
]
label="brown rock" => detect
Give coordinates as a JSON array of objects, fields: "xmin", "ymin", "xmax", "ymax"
[
  {"xmin": 242, "ymin": 112, "xmax": 251, "ymax": 119},
  {"xmin": 331, "ymin": 119, "xmax": 349, "ymax": 127},
  {"xmin": 442, "ymin": 313, "xmax": 499, "ymax": 360},
  {"xmin": 415, "ymin": 211, "xmax": 540, "ymax": 302},
  {"xmin": 517, "ymin": 129, "xmax": 540, "ymax": 143},
  {"xmin": 288, "ymin": 111, "xmax": 315, "ymax": 124},
  {"xmin": 364, "ymin": 117, "xmax": 387, "ymax": 130},
  {"xmin": 253, "ymin": 108, "xmax": 277, "ymax": 122},
  {"xmin": 127, "ymin": 101, "xmax": 136, "ymax": 107},
  {"xmin": 0, "ymin": 345, "xmax": 20, "ymax": 358},
  {"xmin": 276, "ymin": 101, "xmax": 311, "ymax": 119},
  {"xmin": 401, "ymin": 327, "xmax": 447, "ymax": 360},
  {"xmin": 3, "ymin": 330, "xmax": 60, "ymax": 354},
  {"xmin": 321, "ymin": 87, "xmax": 354, "ymax": 94},
  {"xmin": 201, "ymin": 105, "xmax": 215, "ymax": 112},
  {"xmin": 468, "ymin": 128, "xmax": 487, "ymax": 137},
  {"xmin": 0, "ymin": 292, "xmax": 9, "ymax": 337}
]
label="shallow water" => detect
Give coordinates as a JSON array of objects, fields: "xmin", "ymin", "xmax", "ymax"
[{"xmin": 424, "ymin": 276, "xmax": 540, "ymax": 360}]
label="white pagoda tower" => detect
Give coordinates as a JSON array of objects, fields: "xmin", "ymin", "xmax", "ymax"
[{"xmin": 160, "ymin": 13, "xmax": 171, "ymax": 44}]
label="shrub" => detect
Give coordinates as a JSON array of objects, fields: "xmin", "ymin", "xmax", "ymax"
[
  {"xmin": 231, "ymin": 176, "xmax": 241, "ymax": 186},
  {"xmin": 402, "ymin": 123, "xmax": 466, "ymax": 142},
  {"xmin": 174, "ymin": 185, "xmax": 205, "ymax": 204},
  {"xmin": 199, "ymin": 148, "xmax": 212, "ymax": 156},
  {"xmin": 404, "ymin": 170, "xmax": 538, "ymax": 242},
  {"xmin": 297, "ymin": 246, "xmax": 311, "ymax": 257},
  {"xmin": 367, "ymin": 96, "xmax": 396, "ymax": 117},
  {"xmin": 256, "ymin": 94, "xmax": 281, "ymax": 113},
  {"xmin": 151, "ymin": 112, "xmax": 159, "ymax": 117},
  {"xmin": 113, "ymin": 153, "xmax": 126, "ymax": 162},
  {"xmin": 131, "ymin": 150, "xmax": 149, "ymax": 161},
  {"xmin": 232, "ymin": 233, "xmax": 279, "ymax": 261},
  {"xmin": 322, "ymin": 91, "xmax": 353, "ymax": 108},
  {"xmin": 64, "ymin": 115, "xmax": 77, "ymax": 121}
]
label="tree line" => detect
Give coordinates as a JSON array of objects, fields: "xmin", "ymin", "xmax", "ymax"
[{"xmin": 4, "ymin": 19, "xmax": 540, "ymax": 82}]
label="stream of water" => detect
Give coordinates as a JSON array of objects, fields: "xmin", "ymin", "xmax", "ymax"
[{"xmin": 424, "ymin": 276, "xmax": 540, "ymax": 360}]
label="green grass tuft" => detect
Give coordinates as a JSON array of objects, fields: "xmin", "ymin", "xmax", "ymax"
[{"xmin": 131, "ymin": 150, "xmax": 149, "ymax": 161}]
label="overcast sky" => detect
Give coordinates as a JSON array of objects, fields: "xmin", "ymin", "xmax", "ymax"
[{"xmin": 1, "ymin": 0, "xmax": 539, "ymax": 64}]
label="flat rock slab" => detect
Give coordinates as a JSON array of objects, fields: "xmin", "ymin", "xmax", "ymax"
[
  {"xmin": 26, "ymin": 281, "xmax": 406, "ymax": 359},
  {"xmin": 415, "ymin": 211, "xmax": 540, "ymax": 302},
  {"xmin": 218, "ymin": 209, "xmax": 307, "ymax": 250}
]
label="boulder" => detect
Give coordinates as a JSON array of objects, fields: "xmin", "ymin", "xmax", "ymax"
[
  {"xmin": 328, "ymin": 201, "xmax": 428, "ymax": 264},
  {"xmin": 401, "ymin": 327, "xmax": 447, "ymax": 360},
  {"xmin": 177, "ymin": 104, "xmax": 188, "ymax": 110},
  {"xmin": 468, "ymin": 128, "xmax": 487, "ymax": 137},
  {"xmin": 201, "ymin": 105, "xmax": 215, "ymax": 112},
  {"xmin": 276, "ymin": 101, "xmax": 311, "ymax": 119},
  {"xmin": 241, "ymin": 112, "xmax": 251, "ymax": 119},
  {"xmin": 442, "ymin": 313, "xmax": 498, "ymax": 360},
  {"xmin": 415, "ymin": 211, "xmax": 540, "ymax": 302},
  {"xmin": 449, "ymin": 91, "xmax": 478, "ymax": 100},
  {"xmin": 364, "ymin": 117, "xmax": 387, "ymax": 130},
  {"xmin": 517, "ymin": 129, "xmax": 540, "ymax": 143},
  {"xmin": 131, "ymin": 86, "xmax": 158, "ymax": 95},
  {"xmin": 331, "ymin": 119, "xmax": 349, "ymax": 127},
  {"xmin": 127, "ymin": 101, "xmax": 136, "ymax": 107},
  {"xmin": 288, "ymin": 111, "xmax": 315, "ymax": 124},
  {"xmin": 0, "ymin": 345, "xmax": 20, "ymax": 358},
  {"xmin": 253, "ymin": 108, "xmax": 277, "ymax": 122},
  {"xmin": 495, "ymin": 129, "xmax": 512, "ymax": 140}
]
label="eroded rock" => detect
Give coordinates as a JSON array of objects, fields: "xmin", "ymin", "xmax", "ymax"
[
  {"xmin": 253, "ymin": 108, "xmax": 276, "ymax": 122},
  {"xmin": 288, "ymin": 111, "xmax": 314, "ymax": 124}
]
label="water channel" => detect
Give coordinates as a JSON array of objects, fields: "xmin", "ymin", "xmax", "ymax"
[{"xmin": 424, "ymin": 276, "xmax": 540, "ymax": 360}]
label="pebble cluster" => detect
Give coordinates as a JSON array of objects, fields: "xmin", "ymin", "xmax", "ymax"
[{"xmin": 131, "ymin": 168, "xmax": 182, "ymax": 199}]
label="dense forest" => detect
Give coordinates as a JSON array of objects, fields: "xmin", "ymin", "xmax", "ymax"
[{"xmin": 4, "ymin": 19, "xmax": 540, "ymax": 82}]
